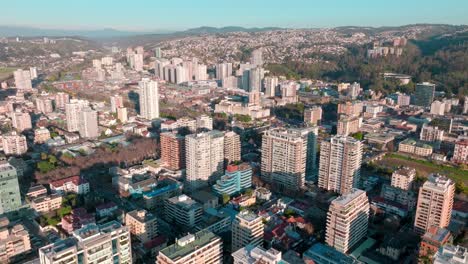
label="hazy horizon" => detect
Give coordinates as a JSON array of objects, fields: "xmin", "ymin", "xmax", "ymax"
[{"xmin": 1, "ymin": 0, "xmax": 467, "ymax": 32}]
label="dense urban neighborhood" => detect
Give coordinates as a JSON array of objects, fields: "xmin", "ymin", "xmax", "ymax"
[{"xmin": 0, "ymin": 17, "xmax": 466, "ymax": 264}]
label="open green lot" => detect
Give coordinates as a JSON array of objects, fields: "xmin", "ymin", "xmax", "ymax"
[
  {"xmin": 376, "ymin": 153, "xmax": 468, "ymax": 194},
  {"xmin": 0, "ymin": 67, "xmax": 17, "ymax": 80}
]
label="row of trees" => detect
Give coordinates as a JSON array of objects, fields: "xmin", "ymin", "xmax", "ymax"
[{"xmin": 35, "ymin": 137, "xmax": 158, "ymax": 184}]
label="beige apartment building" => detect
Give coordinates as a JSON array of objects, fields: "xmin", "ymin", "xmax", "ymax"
[
  {"xmin": 391, "ymin": 167, "xmax": 416, "ymax": 190},
  {"xmin": 337, "ymin": 115, "xmax": 361, "ymax": 136},
  {"xmin": 30, "ymin": 194, "xmax": 62, "ymax": 214},
  {"xmin": 337, "ymin": 101, "xmax": 363, "ymax": 117},
  {"xmin": 414, "ymin": 174, "xmax": 455, "ymax": 234},
  {"xmin": 318, "ymin": 135, "xmax": 362, "ymax": 195},
  {"xmin": 325, "ymin": 188, "xmax": 369, "ymax": 253},
  {"xmin": 261, "ymin": 128, "xmax": 310, "ymax": 191},
  {"xmin": 224, "ymin": 131, "xmax": 241, "ymax": 165},
  {"xmin": 304, "ymin": 106, "xmax": 322, "ymax": 125},
  {"xmin": 232, "ymin": 210, "xmax": 264, "ymax": 252},
  {"xmin": 125, "ymin": 209, "xmax": 158, "ymax": 243},
  {"xmin": 0, "ymin": 217, "xmax": 31, "ymax": 263},
  {"xmin": 185, "ymin": 130, "xmax": 224, "ymax": 191},
  {"xmin": 2, "ymin": 132, "xmax": 28, "ymax": 155}
]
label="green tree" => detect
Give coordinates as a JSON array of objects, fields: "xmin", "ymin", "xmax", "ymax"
[
  {"xmin": 222, "ymin": 194, "xmax": 230, "ymax": 205},
  {"xmin": 37, "ymin": 161, "xmax": 56, "ymax": 173},
  {"xmin": 57, "ymin": 206, "xmax": 72, "ymax": 218}
]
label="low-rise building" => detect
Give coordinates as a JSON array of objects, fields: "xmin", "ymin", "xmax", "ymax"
[
  {"xmin": 232, "ymin": 245, "xmax": 288, "ymax": 264},
  {"xmin": 398, "ymin": 138, "xmax": 433, "ymax": 157},
  {"xmin": 434, "ymin": 245, "xmax": 468, "ymax": 264},
  {"xmin": 157, "ymin": 231, "xmax": 222, "ymax": 264},
  {"xmin": 34, "ymin": 127, "xmax": 51, "ymax": 144},
  {"xmin": 26, "ymin": 185, "xmax": 47, "ymax": 200},
  {"xmin": 61, "ymin": 208, "xmax": 95, "ymax": 234},
  {"xmin": 50, "ymin": 175, "xmax": 90, "ymax": 195},
  {"xmin": 419, "ymin": 227, "xmax": 452, "ymax": 258},
  {"xmin": 30, "ymin": 193, "xmax": 62, "ymax": 214}
]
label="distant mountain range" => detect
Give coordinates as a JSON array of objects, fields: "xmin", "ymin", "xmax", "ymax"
[
  {"xmin": 0, "ymin": 26, "xmax": 172, "ymax": 38},
  {"xmin": 0, "ymin": 24, "xmax": 465, "ymax": 39},
  {"xmin": 0, "ymin": 25, "xmax": 286, "ymax": 38}
]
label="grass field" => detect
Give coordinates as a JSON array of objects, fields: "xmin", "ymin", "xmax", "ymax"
[
  {"xmin": 376, "ymin": 153, "xmax": 468, "ymax": 194},
  {"xmin": 0, "ymin": 67, "xmax": 17, "ymax": 81}
]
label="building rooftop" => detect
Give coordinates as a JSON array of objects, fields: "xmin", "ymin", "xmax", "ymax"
[
  {"xmin": 425, "ymin": 174, "xmax": 454, "ymax": 190},
  {"xmin": 0, "ymin": 161, "xmax": 15, "ymax": 172},
  {"xmin": 167, "ymin": 194, "xmax": 201, "ymax": 210},
  {"xmin": 304, "ymin": 243, "xmax": 361, "ymax": 264},
  {"xmin": 332, "ymin": 188, "xmax": 366, "ymax": 206},
  {"xmin": 394, "ymin": 167, "xmax": 416, "ymax": 177},
  {"xmin": 127, "ymin": 209, "xmax": 156, "ymax": 223},
  {"xmin": 422, "ymin": 227, "xmax": 451, "ymax": 243},
  {"xmin": 159, "ymin": 230, "xmax": 219, "ymax": 261},
  {"xmin": 50, "ymin": 175, "xmax": 88, "ymax": 188},
  {"xmin": 236, "ymin": 210, "xmax": 260, "ymax": 222}
]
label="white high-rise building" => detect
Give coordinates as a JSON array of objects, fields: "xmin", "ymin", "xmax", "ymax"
[
  {"xmin": 13, "ymin": 69, "xmax": 32, "ymax": 90},
  {"xmin": 224, "ymin": 131, "xmax": 241, "ymax": 165},
  {"xmin": 154, "ymin": 47, "xmax": 162, "ymax": 58},
  {"xmin": 11, "ymin": 111, "xmax": 32, "ymax": 132},
  {"xmin": 250, "ymin": 49, "xmax": 263, "ymax": 66},
  {"xmin": 29, "ymin": 67, "xmax": 38, "ymax": 79},
  {"xmin": 110, "ymin": 95, "xmax": 124, "ymax": 113},
  {"xmin": 185, "ymin": 130, "xmax": 224, "ymax": 191},
  {"xmin": 65, "ymin": 100, "xmax": 86, "ymax": 132},
  {"xmin": 175, "ymin": 65, "xmax": 188, "ymax": 84},
  {"xmin": 194, "ymin": 64, "xmax": 208, "ymax": 80},
  {"xmin": 464, "ymin": 97, "xmax": 468, "ymax": 114},
  {"xmin": 196, "ymin": 114, "xmax": 213, "ymax": 131},
  {"xmin": 133, "ymin": 53, "xmax": 144, "ymax": 71},
  {"xmin": 54, "ymin": 92, "xmax": 70, "ymax": 109},
  {"xmin": 117, "ymin": 107, "xmax": 128, "ymax": 123},
  {"xmin": 249, "ymin": 67, "xmax": 264, "ymax": 92},
  {"xmin": 318, "ymin": 135, "xmax": 363, "ymax": 195},
  {"xmin": 325, "ymin": 188, "xmax": 369, "ymax": 253},
  {"xmin": 261, "ymin": 127, "xmax": 318, "ymax": 190},
  {"xmin": 36, "ymin": 97, "xmax": 53, "ymax": 114},
  {"xmin": 79, "ymin": 108, "xmax": 99, "ymax": 139},
  {"xmin": 216, "ymin": 63, "xmax": 233, "ymax": 80},
  {"xmin": 2, "ymin": 132, "xmax": 28, "ymax": 156},
  {"xmin": 264, "ymin": 76, "xmax": 278, "ymax": 97},
  {"xmin": 430, "ymin": 100, "xmax": 446, "ymax": 116},
  {"xmin": 101, "ymin": 56, "xmax": 113, "ymax": 66},
  {"xmin": 138, "ymin": 78, "xmax": 159, "ymax": 120},
  {"xmin": 155, "ymin": 58, "xmax": 170, "ymax": 79}
]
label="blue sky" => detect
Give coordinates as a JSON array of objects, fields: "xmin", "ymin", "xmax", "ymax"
[{"xmin": 1, "ymin": 0, "xmax": 467, "ymax": 31}]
